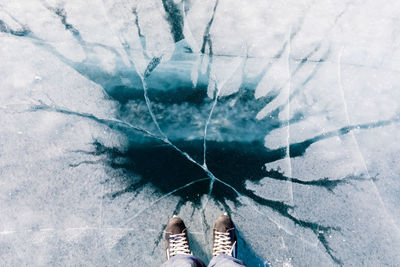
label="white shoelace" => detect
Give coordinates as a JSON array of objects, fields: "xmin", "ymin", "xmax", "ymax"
[
  {"xmin": 213, "ymin": 231, "xmax": 234, "ymax": 257},
  {"xmin": 168, "ymin": 233, "xmax": 191, "ymax": 258}
]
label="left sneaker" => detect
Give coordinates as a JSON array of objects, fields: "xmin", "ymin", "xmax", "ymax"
[{"xmin": 164, "ymin": 215, "xmax": 192, "ymax": 260}]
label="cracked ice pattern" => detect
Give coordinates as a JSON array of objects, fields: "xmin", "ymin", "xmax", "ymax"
[{"xmin": 1, "ymin": 0, "xmax": 400, "ymax": 266}]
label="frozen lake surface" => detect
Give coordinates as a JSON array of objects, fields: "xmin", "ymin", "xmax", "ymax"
[{"xmin": 1, "ymin": 0, "xmax": 400, "ymax": 266}]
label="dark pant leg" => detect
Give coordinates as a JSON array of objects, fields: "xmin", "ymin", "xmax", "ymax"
[
  {"xmin": 208, "ymin": 255, "xmax": 246, "ymax": 267},
  {"xmin": 162, "ymin": 254, "xmax": 207, "ymax": 267}
]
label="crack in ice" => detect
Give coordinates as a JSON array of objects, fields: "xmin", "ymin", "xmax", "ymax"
[
  {"xmin": 124, "ymin": 177, "xmax": 210, "ymax": 225},
  {"xmin": 285, "ymin": 27, "xmax": 294, "ymax": 206},
  {"xmin": 337, "ymin": 47, "xmax": 400, "ymax": 235}
]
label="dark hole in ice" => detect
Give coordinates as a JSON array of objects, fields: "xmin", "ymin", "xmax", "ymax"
[
  {"xmin": 96, "ymin": 139, "xmax": 275, "ymax": 204},
  {"xmin": 108, "ymin": 85, "xmax": 208, "ymax": 105}
]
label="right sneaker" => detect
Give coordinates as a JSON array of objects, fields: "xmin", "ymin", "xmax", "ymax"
[
  {"xmin": 164, "ymin": 215, "xmax": 192, "ymax": 260},
  {"xmin": 212, "ymin": 213, "xmax": 237, "ymax": 258}
]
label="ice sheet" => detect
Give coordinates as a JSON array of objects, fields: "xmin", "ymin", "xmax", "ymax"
[{"xmin": 1, "ymin": 0, "xmax": 400, "ymax": 266}]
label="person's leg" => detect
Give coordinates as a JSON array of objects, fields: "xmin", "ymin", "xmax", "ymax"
[
  {"xmin": 162, "ymin": 216, "xmax": 207, "ymax": 267},
  {"xmin": 208, "ymin": 254, "xmax": 246, "ymax": 267},
  {"xmin": 162, "ymin": 254, "xmax": 207, "ymax": 267},
  {"xmin": 209, "ymin": 214, "xmax": 247, "ymax": 267}
]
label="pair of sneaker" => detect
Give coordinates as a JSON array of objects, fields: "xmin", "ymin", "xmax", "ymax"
[{"xmin": 164, "ymin": 213, "xmax": 237, "ymax": 260}]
